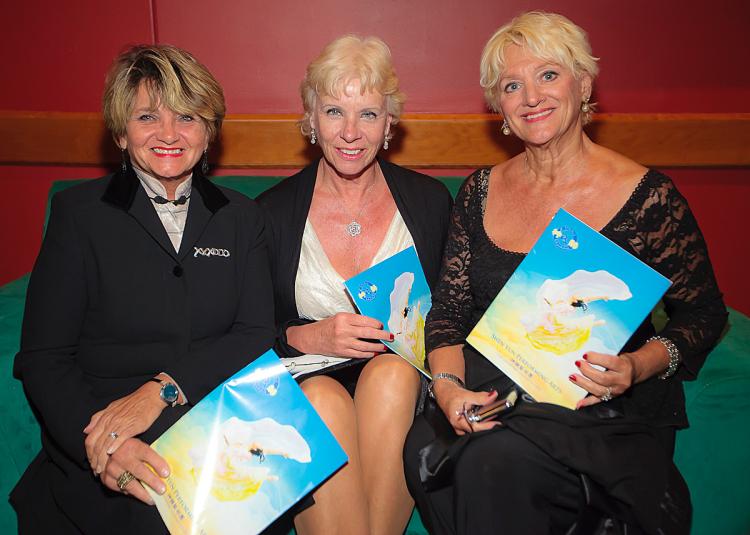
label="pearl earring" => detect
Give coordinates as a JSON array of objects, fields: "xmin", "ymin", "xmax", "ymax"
[{"xmin": 501, "ymin": 120, "xmax": 511, "ymax": 136}]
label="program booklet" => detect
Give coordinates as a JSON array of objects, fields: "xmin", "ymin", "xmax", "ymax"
[
  {"xmin": 467, "ymin": 209, "xmax": 671, "ymax": 409},
  {"xmin": 344, "ymin": 246, "xmax": 432, "ymax": 378},
  {"xmin": 145, "ymin": 349, "xmax": 347, "ymax": 535}
]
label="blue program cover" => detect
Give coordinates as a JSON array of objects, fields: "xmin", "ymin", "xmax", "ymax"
[
  {"xmin": 344, "ymin": 246, "xmax": 432, "ymax": 377},
  {"xmin": 467, "ymin": 209, "xmax": 671, "ymax": 408},
  {"xmin": 145, "ymin": 349, "xmax": 347, "ymax": 535}
]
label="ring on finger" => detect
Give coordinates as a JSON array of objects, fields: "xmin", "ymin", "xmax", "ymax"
[
  {"xmin": 601, "ymin": 386, "xmax": 613, "ymax": 402},
  {"xmin": 109, "ymin": 431, "xmax": 119, "ymax": 440},
  {"xmin": 116, "ymin": 470, "xmax": 136, "ymax": 491}
]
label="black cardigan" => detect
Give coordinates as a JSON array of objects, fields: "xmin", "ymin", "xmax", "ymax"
[{"xmin": 257, "ymin": 158, "xmax": 453, "ymax": 356}]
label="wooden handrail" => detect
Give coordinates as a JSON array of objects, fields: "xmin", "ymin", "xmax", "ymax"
[{"xmin": 1, "ymin": 111, "xmax": 748, "ymax": 168}]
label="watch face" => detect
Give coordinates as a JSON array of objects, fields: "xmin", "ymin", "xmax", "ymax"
[{"xmin": 161, "ymin": 383, "xmax": 179, "ymax": 404}]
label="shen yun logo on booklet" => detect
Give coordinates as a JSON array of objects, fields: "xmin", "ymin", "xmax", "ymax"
[
  {"xmin": 467, "ymin": 209, "xmax": 671, "ymax": 409},
  {"xmin": 144, "ymin": 349, "xmax": 347, "ymax": 535}
]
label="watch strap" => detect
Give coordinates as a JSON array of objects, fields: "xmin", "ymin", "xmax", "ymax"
[{"xmin": 428, "ymin": 372, "xmax": 466, "ymax": 399}]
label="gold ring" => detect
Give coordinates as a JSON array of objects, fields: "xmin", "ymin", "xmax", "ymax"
[{"xmin": 116, "ymin": 470, "xmax": 136, "ymax": 491}]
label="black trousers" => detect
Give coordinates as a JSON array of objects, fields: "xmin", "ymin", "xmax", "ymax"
[{"xmin": 404, "ymin": 412, "xmax": 584, "ymax": 535}]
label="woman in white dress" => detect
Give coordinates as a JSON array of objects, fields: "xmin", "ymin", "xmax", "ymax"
[{"xmin": 258, "ymin": 35, "xmax": 453, "ymax": 535}]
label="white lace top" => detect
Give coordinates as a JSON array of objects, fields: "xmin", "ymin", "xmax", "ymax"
[{"xmin": 286, "ymin": 210, "xmax": 414, "ymax": 377}]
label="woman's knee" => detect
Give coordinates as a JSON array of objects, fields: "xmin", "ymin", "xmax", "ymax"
[
  {"xmin": 359, "ymin": 353, "xmax": 420, "ymax": 400},
  {"xmin": 301, "ymin": 375, "xmax": 355, "ymax": 422}
]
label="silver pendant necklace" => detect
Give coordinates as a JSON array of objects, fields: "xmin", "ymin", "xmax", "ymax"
[
  {"xmin": 346, "ymin": 220, "xmax": 362, "ymax": 237},
  {"xmin": 329, "ymin": 176, "xmax": 378, "ymax": 238}
]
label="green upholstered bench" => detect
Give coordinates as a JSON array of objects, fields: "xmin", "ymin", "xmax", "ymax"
[{"xmin": 2, "ymin": 177, "xmax": 749, "ymax": 534}]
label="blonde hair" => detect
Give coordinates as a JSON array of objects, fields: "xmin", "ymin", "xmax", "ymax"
[
  {"xmin": 480, "ymin": 11, "xmax": 599, "ymax": 122},
  {"xmin": 103, "ymin": 45, "xmax": 225, "ymax": 142},
  {"xmin": 299, "ymin": 35, "xmax": 405, "ymax": 137}
]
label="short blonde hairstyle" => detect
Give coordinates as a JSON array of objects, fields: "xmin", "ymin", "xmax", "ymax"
[
  {"xmin": 103, "ymin": 45, "xmax": 225, "ymax": 143},
  {"xmin": 480, "ymin": 11, "xmax": 599, "ymax": 122},
  {"xmin": 299, "ymin": 35, "xmax": 405, "ymax": 137}
]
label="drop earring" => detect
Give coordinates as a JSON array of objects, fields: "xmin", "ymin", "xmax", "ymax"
[
  {"xmin": 201, "ymin": 149, "xmax": 209, "ymax": 175},
  {"xmin": 120, "ymin": 149, "xmax": 128, "ymax": 173},
  {"xmin": 383, "ymin": 138, "xmax": 389, "ymax": 151},
  {"xmin": 501, "ymin": 120, "xmax": 511, "ymax": 136},
  {"xmin": 581, "ymin": 97, "xmax": 591, "ymax": 113},
  {"xmin": 310, "ymin": 129, "xmax": 317, "ymax": 145}
]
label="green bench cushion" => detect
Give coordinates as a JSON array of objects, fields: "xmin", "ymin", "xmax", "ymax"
[
  {"xmin": 675, "ymin": 308, "xmax": 750, "ymax": 534},
  {"xmin": 0, "ymin": 275, "xmax": 34, "ymax": 534}
]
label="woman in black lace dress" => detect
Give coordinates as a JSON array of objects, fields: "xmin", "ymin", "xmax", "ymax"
[{"xmin": 403, "ymin": 11, "xmax": 727, "ymax": 535}]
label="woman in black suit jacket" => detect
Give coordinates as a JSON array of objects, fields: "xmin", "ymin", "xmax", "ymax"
[
  {"xmin": 11, "ymin": 45, "xmax": 275, "ymax": 533},
  {"xmin": 257, "ymin": 35, "xmax": 452, "ymax": 535}
]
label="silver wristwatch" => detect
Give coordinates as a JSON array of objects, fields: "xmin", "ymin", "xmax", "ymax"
[{"xmin": 427, "ymin": 372, "xmax": 466, "ymax": 399}]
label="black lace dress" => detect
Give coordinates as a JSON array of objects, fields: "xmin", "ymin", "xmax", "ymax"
[
  {"xmin": 407, "ymin": 168, "xmax": 728, "ymax": 534},
  {"xmin": 427, "ymin": 167, "xmax": 727, "ymax": 425}
]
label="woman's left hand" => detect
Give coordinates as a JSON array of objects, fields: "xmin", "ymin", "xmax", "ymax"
[
  {"xmin": 572, "ymin": 351, "xmax": 637, "ymax": 409},
  {"xmin": 83, "ymin": 381, "xmax": 166, "ymax": 475}
]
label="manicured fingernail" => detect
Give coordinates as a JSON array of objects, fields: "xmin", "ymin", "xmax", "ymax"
[
  {"xmin": 159, "ymin": 485, "xmax": 166, "ymax": 494},
  {"xmin": 583, "ymin": 353, "xmax": 589, "ymax": 360},
  {"xmin": 389, "ymin": 333, "xmax": 395, "ymax": 341},
  {"xmin": 106, "ymin": 447, "xmax": 114, "ymax": 455},
  {"xmin": 575, "ymin": 361, "xmax": 582, "ymax": 368},
  {"xmin": 569, "ymin": 374, "xmax": 577, "ymax": 382},
  {"xmin": 161, "ymin": 468, "xmax": 169, "ymax": 477}
]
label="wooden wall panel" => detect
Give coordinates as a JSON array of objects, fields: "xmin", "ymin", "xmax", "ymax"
[{"xmin": 1, "ymin": 111, "xmax": 748, "ymax": 168}]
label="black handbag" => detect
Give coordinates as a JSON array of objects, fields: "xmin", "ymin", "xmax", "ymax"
[{"xmin": 417, "ymin": 375, "xmax": 519, "ymax": 492}]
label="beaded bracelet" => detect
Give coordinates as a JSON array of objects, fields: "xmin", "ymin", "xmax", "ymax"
[
  {"xmin": 428, "ymin": 372, "xmax": 465, "ymax": 399},
  {"xmin": 648, "ymin": 335, "xmax": 682, "ymax": 379}
]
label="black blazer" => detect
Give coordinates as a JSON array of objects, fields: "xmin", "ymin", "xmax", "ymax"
[
  {"xmin": 12, "ymin": 167, "xmax": 275, "ymax": 533},
  {"xmin": 257, "ymin": 158, "xmax": 453, "ymax": 356}
]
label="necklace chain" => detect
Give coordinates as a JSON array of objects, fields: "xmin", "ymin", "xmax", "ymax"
[{"xmin": 326, "ymin": 175, "xmax": 379, "ymax": 238}]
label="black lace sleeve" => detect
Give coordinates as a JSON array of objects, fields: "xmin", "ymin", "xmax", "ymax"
[
  {"xmin": 612, "ymin": 171, "xmax": 728, "ymax": 379},
  {"xmin": 425, "ymin": 170, "xmax": 484, "ymax": 352}
]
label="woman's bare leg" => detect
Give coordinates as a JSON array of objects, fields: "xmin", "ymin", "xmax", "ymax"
[
  {"xmin": 355, "ymin": 354, "xmax": 421, "ymax": 535},
  {"xmin": 294, "ymin": 375, "xmax": 369, "ymax": 535}
]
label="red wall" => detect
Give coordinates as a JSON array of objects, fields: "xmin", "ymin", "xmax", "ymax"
[{"xmin": 2, "ymin": 0, "xmax": 749, "ymax": 313}]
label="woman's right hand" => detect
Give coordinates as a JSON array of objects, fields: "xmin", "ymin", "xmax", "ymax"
[
  {"xmin": 433, "ymin": 380, "xmax": 501, "ymax": 435},
  {"xmin": 101, "ymin": 437, "xmax": 170, "ymax": 505},
  {"xmin": 287, "ymin": 313, "xmax": 390, "ymax": 358}
]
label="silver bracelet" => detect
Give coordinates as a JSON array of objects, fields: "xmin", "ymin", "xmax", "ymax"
[
  {"xmin": 428, "ymin": 372, "xmax": 465, "ymax": 399},
  {"xmin": 648, "ymin": 335, "xmax": 681, "ymax": 379}
]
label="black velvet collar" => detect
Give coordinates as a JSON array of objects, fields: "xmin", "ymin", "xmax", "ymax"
[{"xmin": 102, "ymin": 164, "xmax": 229, "ymax": 213}]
